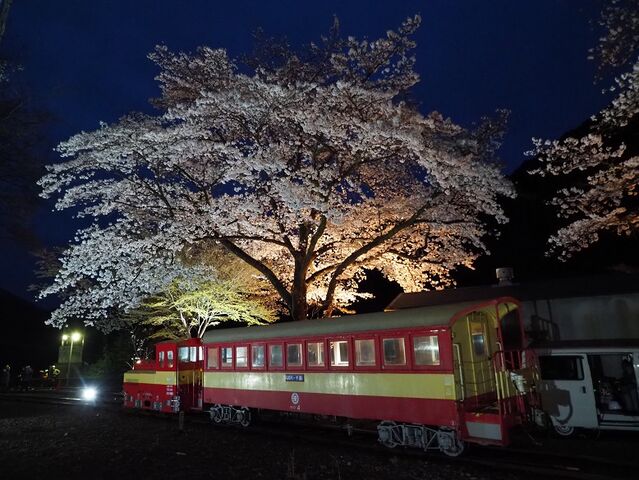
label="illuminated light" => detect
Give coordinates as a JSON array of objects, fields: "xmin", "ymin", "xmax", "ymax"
[
  {"xmin": 71, "ymin": 332, "xmax": 82, "ymax": 342},
  {"xmin": 62, "ymin": 334, "xmax": 69, "ymax": 341},
  {"xmin": 82, "ymin": 387, "xmax": 98, "ymax": 401}
]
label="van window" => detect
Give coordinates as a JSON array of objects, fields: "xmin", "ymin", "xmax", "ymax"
[
  {"xmin": 269, "ymin": 345, "xmax": 283, "ymax": 368},
  {"xmin": 355, "ymin": 339, "xmax": 376, "ymax": 366},
  {"xmin": 207, "ymin": 347, "xmax": 219, "ymax": 369},
  {"xmin": 236, "ymin": 346, "xmax": 248, "ymax": 368},
  {"xmin": 383, "ymin": 338, "xmax": 406, "ymax": 366},
  {"xmin": 221, "ymin": 347, "xmax": 233, "ymax": 368},
  {"xmin": 287, "ymin": 343, "xmax": 303, "ymax": 367},
  {"xmin": 539, "ymin": 355, "xmax": 584, "ymax": 381},
  {"xmin": 307, "ymin": 342, "xmax": 325, "ymax": 367},
  {"xmin": 413, "ymin": 335, "xmax": 440, "ymax": 366},
  {"xmin": 252, "ymin": 345, "xmax": 265, "ymax": 368},
  {"xmin": 330, "ymin": 340, "xmax": 349, "ymax": 367}
]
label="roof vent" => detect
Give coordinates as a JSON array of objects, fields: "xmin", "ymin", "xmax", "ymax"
[{"xmin": 496, "ymin": 267, "xmax": 514, "ymax": 286}]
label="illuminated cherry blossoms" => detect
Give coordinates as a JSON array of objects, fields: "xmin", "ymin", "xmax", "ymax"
[
  {"xmin": 532, "ymin": 1, "xmax": 638, "ymax": 259},
  {"xmin": 40, "ymin": 16, "xmax": 513, "ymax": 329}
]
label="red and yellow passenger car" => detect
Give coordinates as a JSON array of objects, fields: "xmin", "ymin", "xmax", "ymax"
[{"xmin": 123, "ymin": 297, "xmax": 533, "ymax": 455}]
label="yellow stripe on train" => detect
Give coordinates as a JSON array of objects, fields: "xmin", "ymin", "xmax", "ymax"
[
  {"xmin": 123, "ymin": 370, "xmax": 177, "ymax": 386},
  {"xmin": 203, "ymin": 371, "xmax": 458, "ymax": 400}
]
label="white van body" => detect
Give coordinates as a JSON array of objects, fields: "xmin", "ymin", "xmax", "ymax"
[{"xmin": 534, "ymin": 341, "xmax": 639, "ymax": 435}]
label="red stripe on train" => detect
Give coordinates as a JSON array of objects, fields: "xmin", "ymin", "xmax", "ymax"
[{"xmin": 203, "ymin": 387, "xmax": 459, "ymax": 427}]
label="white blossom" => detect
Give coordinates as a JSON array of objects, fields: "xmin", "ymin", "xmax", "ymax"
[{"xmin": 40, "ymin": 16, "xmax": 514, "ymax": 328}]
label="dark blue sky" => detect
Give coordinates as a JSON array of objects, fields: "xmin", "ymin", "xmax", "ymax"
[{"xmin": 0, "ymin": 0, "xmax": 609, "ymax": 302}]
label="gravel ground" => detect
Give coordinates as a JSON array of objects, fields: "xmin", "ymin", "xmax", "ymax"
[{"xmin": 0, "ymin": 400, "xmax": 535, "ymax": 480}]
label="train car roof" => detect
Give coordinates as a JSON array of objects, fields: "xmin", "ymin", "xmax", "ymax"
[{"xmin": 202, "ymin": 297, "xmax": 518, "ymax": 344}]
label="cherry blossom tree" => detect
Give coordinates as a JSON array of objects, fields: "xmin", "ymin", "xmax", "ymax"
[
  {"xmin": 127, "ymin": 248, "xmax": 276, "ymax": 339},
  {"xmin": 531, "ymin": 1, "xmax": 639, "ymax": 259},
  {"xmin": 40, "ymin": 16, "xmax": 514, "ymax": 328}
]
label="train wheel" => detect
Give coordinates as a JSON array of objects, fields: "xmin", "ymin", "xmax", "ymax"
[
  {"xmin": 377, "ymin": 421, "xmax": 398, "ymax": 448},
  {"xmin": 553, "ymin": 424, "xmax": 575, "ymax": 437},
  {"xmin": 210, "ymin": 405, "xmax": 223, "ymax": 424},
  {"xmin": 238, "ymin": 407, "xmax": 251, "ymax": 427},
  {"xmin": 437, "ymin": 430, "xmax": 465, "ymax": 457},
  {"xmin": 441, "ymin": 438, "xmax": 465, "ymax": 457}
]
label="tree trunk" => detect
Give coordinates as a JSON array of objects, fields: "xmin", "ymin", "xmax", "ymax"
[{"xmin": 290, "ymin": 255, "xmax": 308, "ymax": 321}]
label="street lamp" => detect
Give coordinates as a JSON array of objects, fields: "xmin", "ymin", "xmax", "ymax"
[{"xmin": 62, "ymin": 331, "xmax": 83, "ymax": 386}]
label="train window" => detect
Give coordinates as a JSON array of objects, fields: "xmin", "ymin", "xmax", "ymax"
[
  {"xmin": 167, "ymin": 350, "xmax": 174, "ymax": 368},
  {"xmin": 207, "ymin": 347, "xmax": 219, "ymax": 369},
  {"xmin": 539, "ymin": 355, "xmax": 584, "ymax": 381},
  {"xmin": 159, "ymin": 351, "xmax": 165, "ymax": 368},
  {"xmin": 330, "ymin": 340, "xmax": 349, "ymax": 367},
  {"xmin": 413, "ymin": 336, "xmax": 440, "ymax": 366},
  {"xmin": 307, "ymin": 342, "xmax": 325, "ymax": 367},
  {"xmin": 189, "ymin": 346, "xmax": 197, "ymax": 362},
  {"xmin": 470, "ymin": 321, "xmax": 486, "ymax": 356},
  {"xmin": 179, "ymin": 347, "xmax": 190, "ymax": 362},
  {"xmin": 355, "ymin": 339, "xmax": 376, "ymax": 366},
  {"xmin": 287, "ymin": 343, "xmax": 303, "ymax": 368},
  {"xmin": 472, "ymin": 334, "xmax": 486, "ymax": 356},
  {"xmin": 198, "ymin": 346, "xmax": 203, "ymax": 361},
  {"xmin": 383, "ymin": 338, "xmax": 406, "ymax": 366},
  {"xmin": 252, "ymin": 345, "xmax": 265, "ymax": 368},
  {"xmin": 221, "ymin": 347, "xmax": 233, "ymax": 368},
  {"xmin": 236, "ymin": 346, "xmax": 248, "ymax": 368},
  {"xmin": 269, "ymin": 345, "xmax": 283, "ymax": 368}
]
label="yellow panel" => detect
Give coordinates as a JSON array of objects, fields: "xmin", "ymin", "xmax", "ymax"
[
  {"xmin": 123, "ymin": 370, "xmax": 177, "ymax": 386},
  {"xmin": 203, "ymin": 371, "xmax": 457, "ymax": 400}
]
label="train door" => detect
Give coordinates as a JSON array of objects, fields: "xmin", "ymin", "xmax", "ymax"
[
  {"xmin": 537, "ymin": 354, "xmax": 598, "ymax": 435},
  {"xmin": 177, "ymin": 341, "xmax": 204, "ymax": 411},
  {"xmin": 453, "ymin": 311, "xmax": 496, "ymax": 405},
  {"xmin": 453, "ymin": 343, "xmax": 465, "ymax": 401}
]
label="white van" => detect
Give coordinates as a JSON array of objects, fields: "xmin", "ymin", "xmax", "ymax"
[{"xmin": 534, "ymin": 341, "xmax": 639, "ymax": 436}]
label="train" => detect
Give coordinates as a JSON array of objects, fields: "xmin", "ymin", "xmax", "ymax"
[{"xmin": 122, "ymin": 296, "xmax": 537, "ymax": 456}]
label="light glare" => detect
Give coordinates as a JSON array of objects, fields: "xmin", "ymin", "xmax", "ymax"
[{"xmin": 82, "ymin": 387, "xmax": 98, "ymax": 401}]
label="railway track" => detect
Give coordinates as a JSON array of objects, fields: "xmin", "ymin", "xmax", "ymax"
[{"xmin": 0, "ymin": 391, "xmax": 634, "ymax": 480}]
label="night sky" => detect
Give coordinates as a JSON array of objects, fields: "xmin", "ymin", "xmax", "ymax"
[{"xmin": 0, "ymin": 0, "xmax": 610, "ymax": 304}]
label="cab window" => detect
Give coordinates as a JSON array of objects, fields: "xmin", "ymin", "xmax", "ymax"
[
  {"xmin": 383, "ymin": 338, "xmax": 406, "ymax": 366},
  {"xmin": 159, "ymin": 351, "xmax": 165, "ymax": 368},
  {"xmin": 207, "ymin": 347, "xmax": 219, "ymax": 369},
  {"xmin": 539, "ymin": 355, "xmax": 584, "ymax": 381},
  {"xmin": 179, "ymin": 346, "xmax": 189, "ymax": 362},
  {"xmin": 167, "ymin": 350, "xmax": 174, "ymax": 368}
]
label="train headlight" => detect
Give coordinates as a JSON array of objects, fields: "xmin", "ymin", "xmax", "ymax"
[{"xmin": 82, "ymin": 387, "xmax": 98, "ymax": 402}]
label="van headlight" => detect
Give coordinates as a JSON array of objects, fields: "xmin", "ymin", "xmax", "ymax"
[{"xmin": 82, "ymin": 387, "xmax": 98, "ymax": 401}]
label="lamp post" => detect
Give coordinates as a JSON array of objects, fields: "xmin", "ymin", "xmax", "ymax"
[{"xmin": 62, "ymin": 331, "xmax": 82, "ymax": 386}]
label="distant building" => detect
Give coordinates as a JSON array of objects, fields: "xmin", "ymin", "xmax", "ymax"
[{"xmin": 387, "ymin": 272, "xmax": 639, "ymax": 342}]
